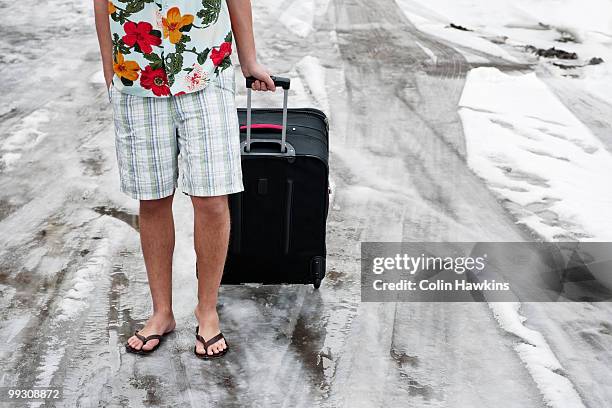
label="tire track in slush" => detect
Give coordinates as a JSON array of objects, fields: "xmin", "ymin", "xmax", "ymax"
[{"xmin": 329, "ymin": 0, "xmax": 547, "ymax": 406}]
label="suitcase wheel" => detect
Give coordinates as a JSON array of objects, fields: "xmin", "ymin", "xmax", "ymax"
[{"xmin": 310, "ymin": 256, "xmax": 326, "ymax": 289}]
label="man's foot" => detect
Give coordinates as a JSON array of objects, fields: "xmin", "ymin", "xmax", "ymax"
[
  {"xmin": 194, "ymin": 307, "xmax": 227, "ymax": 356},
  {"xmin": 126, "ymin": 311, "xmax": 176, "ymax": 352}
]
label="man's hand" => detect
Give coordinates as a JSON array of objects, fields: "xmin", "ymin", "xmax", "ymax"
[
  {"xmin": 242, "ymin": 61, "xmax": 276, "ymax": 92},
  {"xmin": 227, "ymin": 0, "xmax": 276, "ymax": 92}
]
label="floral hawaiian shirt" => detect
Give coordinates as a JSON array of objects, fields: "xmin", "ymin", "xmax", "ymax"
[{"xmin": 108, "ymin": 0, "xmax": 233, "ymax": 97}]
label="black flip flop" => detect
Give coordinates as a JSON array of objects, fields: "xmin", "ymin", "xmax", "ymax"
[
  {"xmin": 125, "ymin": 329, "xmax": 173, "ymax": 355},
  {"xmin": 194, "ymin": 326, "xmax": 229, "ymax": 360}
]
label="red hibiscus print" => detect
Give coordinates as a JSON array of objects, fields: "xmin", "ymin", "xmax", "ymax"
[
  {"xmin": 122, "ymin": 22, "xmax": 161, "ymax": 54},
  {"xmin": 210, "ymin": 42, "xmax": 232, "ymax": 66},
  {"xmin": 140, "ymin": 66, "xmax": 170, "ymax": 96}
]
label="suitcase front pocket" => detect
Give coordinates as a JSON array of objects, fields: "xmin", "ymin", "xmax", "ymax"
[{"xmin": 238, "ymin": 159, "xmax": 291, "ymax": 257}]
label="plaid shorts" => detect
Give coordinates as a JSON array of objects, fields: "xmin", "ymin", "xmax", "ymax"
[{"xmin": 109, "ymin": 67, "xmax": 244, "ymax": 200}]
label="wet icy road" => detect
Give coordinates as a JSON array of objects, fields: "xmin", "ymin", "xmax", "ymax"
[{"xmin": 1, "ymin": 0, "xmax": 612, "ymax": 406}]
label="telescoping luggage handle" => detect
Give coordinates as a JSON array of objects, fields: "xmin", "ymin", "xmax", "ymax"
[{"xmin": 244, "ymin": 76, "xmax": 292, "ymax": 155}]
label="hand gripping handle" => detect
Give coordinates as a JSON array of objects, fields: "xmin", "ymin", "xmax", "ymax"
[
  {"xmin": 244, "ymin": 76, "xmax": 291, "ymax": 153},
  {"xmin": 245, "ymin": 76, "xmax": 291, "ymax": 90}
]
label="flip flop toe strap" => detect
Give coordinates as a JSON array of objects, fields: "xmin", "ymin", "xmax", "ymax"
[
  {"xmin": 135, "ymin": 331, "xmax": 163, "ymax": 345},
  {"xmin": 195, "ymin": 333, "xmax": 207, "ymax": 345},
  {"xmin": 195, "ymin": 327, "xmax": 226, "ymax": 354},
  {"xmin": 204, "ymin": 333, "xmax": 225, "ymax": 350}
]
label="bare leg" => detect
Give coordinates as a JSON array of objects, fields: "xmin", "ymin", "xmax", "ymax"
[
  {"xmin": 126, "ymin": 195, "xmax": 177, "ymax": 351},
  {"xmin": 192, "ymin": 195, "xmax": 230, "ymax": 356}
]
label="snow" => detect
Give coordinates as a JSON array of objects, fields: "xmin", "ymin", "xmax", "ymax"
[
  {"xmin": 280, "ymin": 2, "xmax": 316, "ymax": 38},
  {"xmin": 278, "ymin": 0, "xmax": 332, "ymax": 38},
  {"xmin": 1, "ymin": 109, "xmax": 49, "ymax": 170},
  {"xmin": 459, "ymin": 67, "xmax": 612, "ymax": 241},
  {"xmin": 395, "ymin": 0, "xmax": 612, "ymax": 100},
  {"xmin": 2, "ymin": 153, "xmax": 22, "ymax": 169},
  {"xmin": 89, "ymin": 70, "xmax": 106, "ymax": 85},
  {"xmin": 415, "ymin": 41, "xmax": 438, "ymax": 65},
  {"xmin": 489, "ymin": 302, "xmax": 585, "ymax": 408},
  {"xmin": 395, "ymin": 0, "xmax": 521, "ymax": 63},
  {"xmin": 512, "ymin": 0, "xmax": 612, "ymax": 40},
  {"xmin": 34, "ymin": 345, "xmax": 66, "ymax": 388},
  {"xmin": 1, "ymin": 0, "xmax": 610, "ymax": 405},
  {"xmin": 56, "ymin": 231, "xmax": 115, "ymax": 322},
  {"xmin": 392, "ymin": 2, "xmax": 612, "ymax": 406},
  {"xmin": 458, "ymin": 66, "xmax": 612, "ymax": 408},
  {"xmin": 0, "ymin": 317, "xmax": 29, "ymax": 346},
  {"xmin": 395, "ymin": 0, "xmax": 612, "ymax": 44},
  {"xmin": 296, "ymin": 56, "xmax": 331, "ymax": 115}
]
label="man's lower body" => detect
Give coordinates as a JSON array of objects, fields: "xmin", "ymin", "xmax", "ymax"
[{"xmin": 109, "ymin": 67, "xmax": 243, "ymax": 357}]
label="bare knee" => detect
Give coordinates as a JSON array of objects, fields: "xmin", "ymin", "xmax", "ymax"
[
  {"xmin": 140, "ymin": 195, "xmax": 174, "ymax": 218},
  {"xmin": 191, "ymin": 195, "xmax": 228, "ymax": 220}
]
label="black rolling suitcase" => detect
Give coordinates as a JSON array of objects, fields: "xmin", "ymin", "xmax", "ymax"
[{"xmin": 221, "ymin": 76, "xmax": 329, "ymax": 288}]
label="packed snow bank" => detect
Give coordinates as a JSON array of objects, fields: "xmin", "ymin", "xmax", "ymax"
[
  {"xmin": 489, "ymin": 303, "xmax": 586, "ymax": 408},
  {"xmin": 395, "ymin": 0, "xmax": 519, "ymax": 63},
  {"xmin": 396, "ymin": 0, "xmax": 612, "ymax": 40},
  {"xmin": 277, "ymin": 0, "xmax": 331, "ymax": 38},
  {"xmin": 511, "ymin": 0, "xmax": 612, "ymax": 41},
  {"xmin": 457, "ymin": 67, "xmax": 612, "ymax": 408},
  {"xmin": 1, "ymin": 109, "xmax": 49, "ymax": 171},
  {"xmin": 395, "ymin": 0, "xmax": 612, "ymax": 100},
  {"xmin": 459, "ymin": 67, "xmax": 612, "ymax": 241},
  {"xmin": 296, "ymin": 56, "xmax": 331, "ymax": 115},
  {"xmin": 56, "ymin": 229, "xmax": 118, "ymax": 321}
]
